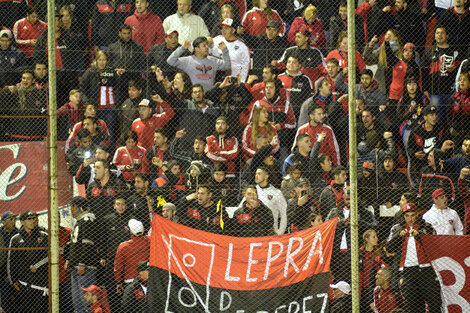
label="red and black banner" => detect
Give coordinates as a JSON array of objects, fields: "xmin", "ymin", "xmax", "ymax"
[
  {"xmin": 421, "ymin": 235, "xmax": 470, "ymax": 313},
  {"xmin": 148, "ymin": 214, "xmax": 338, "ymax": 312}
]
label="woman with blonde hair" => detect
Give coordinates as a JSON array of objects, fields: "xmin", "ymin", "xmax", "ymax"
[
  {"xmin": 287, "ymin": 4, "xmax": 326, "ymax": 49},
  {"xmin": 80, "ymin": 50, "xmax": 120, "ymax": 144},
  {"xmin": 359, "ymin": 229, "xmax": 386, "ymax": 311},
  {"xmin": 363, "ymin": 29, "xmax": 403, "ymax": 95},
  {"xmin": 242, "ymin": 0, "xmax": 285, "ymax": 36},
  {"xmin": 241, "ymin": 105, "xmax": 280, "ymax": 160}
]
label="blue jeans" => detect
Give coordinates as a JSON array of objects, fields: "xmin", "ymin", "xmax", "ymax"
[
  {"xmin": 71, "ymin": 268, "xmax": 96, "ymax": 313},
  {"xmin": 430, "ymin": 94, "xmax": 452, "ymax": 124}
]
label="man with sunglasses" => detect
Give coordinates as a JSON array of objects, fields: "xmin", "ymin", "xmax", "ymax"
[{"xmin": 7, "ymin": 210, "xmax": 49, "ymax": 312}]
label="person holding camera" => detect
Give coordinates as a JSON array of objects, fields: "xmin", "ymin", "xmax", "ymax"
[
  {"xmin": 113, "ymin": 130, "xmax": 150, "ymax": 183},
  {"xmin": 66, "ymin": 128, "xmax": 100, "ymax": 177}
]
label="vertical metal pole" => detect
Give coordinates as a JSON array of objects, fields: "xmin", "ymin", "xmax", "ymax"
[
  {"xmin": 47, "ymin": 0, "xmax": 59, "ymax": 311},
  {"xmin": 347, "ymin": 0, "xmax": 359, "ymax": 311}
]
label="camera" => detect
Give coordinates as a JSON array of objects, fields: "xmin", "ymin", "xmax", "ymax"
[
  {"xmin": 229, "ymin": 76, "xmax": 237, "ymax": 84},
  {"xmin": 83, "ymin": 150, "xmax": 93, "ymax": 159}
]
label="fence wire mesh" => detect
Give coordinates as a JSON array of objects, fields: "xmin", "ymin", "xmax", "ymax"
[{"xmin": 0, "ymin": 0, "xmax": 469, "ymax": 312}]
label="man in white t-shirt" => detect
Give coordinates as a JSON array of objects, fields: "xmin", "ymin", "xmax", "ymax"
[
  {"xmin": 423, "ymin": 188, "xmax": 463, "ymax": 235},
  {"xmin": 211, "ymin": 18, "xmax": 250, "ymax": 83}
]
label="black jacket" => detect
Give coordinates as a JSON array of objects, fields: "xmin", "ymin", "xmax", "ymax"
[
  {"xmin": 121, "ymin": 276, "xmax": 148, "ymax": 313},
  {"xmin": 146, "ymin": 43, "xmax": 189, "ymax": 77},
  {"xmin": 86, "ymin": 174, "xmax": 129, "ymax": 219},
  {"xmin": 100, "ymin": 211, "xmax": 132, "ymax": 262},
  {"xmin": 108, "ymin": 38, "xmax": 146, "ymax": 71},
  {"xmin": 64, "ymin": 212, "xmax": 100, "ymax": 268},
  {"xmin": 229, "ymin": 201, "xmax": 274, "ymax": 237},
  {"xmin": 328, "ymin": 14, "xmax": 364, "ymax": 52},
  {"xmin": 7, "ymin": 226, "xmax": 49, "ymax": 287},
  {"xmin": 178, "ymin": 200, "xmax": 228, "ymax": 234}
]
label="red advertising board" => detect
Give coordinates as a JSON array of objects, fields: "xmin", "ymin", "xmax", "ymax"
[{"xmin": 0, "ymin": 141, "xmax": 72, "ymax": 214}]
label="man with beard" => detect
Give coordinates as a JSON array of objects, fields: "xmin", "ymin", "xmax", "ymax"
[
  {"xmin": 0, "ymin": 69, "xmax": 47, "ymax": 140},
  {"xmin": 120, "ymin": 79, "xmax": 145, "ymax": 138},
  {"xmin": 444, "ymin": 136, "xmax": 470, "ymax": 182},
  {"xmin": 146, "ymin": 128, "xmax": 171, "ymax": 181},
  {"xmin": 294, "ymin": 104, "xmax": 341, "ymax": 166},
  {"xmin": 179, "ymin": 184, "xmax": 227, "ymax": 234},
  {"xmin": 167, "ymin": 37, "xmax": 230, "ymax": 91},
  {"xmin": 128, "ymin": 174, "xmax": 159, "ymax": 231},
  {"xmin": 176, "ymin": 84, "xmax": 219, "ymax": 149},
  {"xmin": 205, "ymin": 116, "xmax": 240, "ymax": 177},
  {"xmin": 75, "ymin": 145, "xmax": 121, "ymax": 187},
  {"xmin": 170, "ymin": 133, "xmax": 214, "ymax": 172},
  {"xmin": 244, "ymin": 20, "xmax": 287, "ymax": 76},
  {"xmin": 86, "ymin": 160, "xmax": 128, "ymax": 220},
  {"xmin": 298, "ymin": 77, "xmax": 348, "ymax": 128},
  {"xmin": 274, "ymin": 27, "xmax": 326, "ymax": 84}
]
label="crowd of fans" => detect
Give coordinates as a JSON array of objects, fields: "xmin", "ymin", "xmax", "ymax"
[{"xmin": 0, "ymin": 0, "xmax": 469, "ymax": 311}]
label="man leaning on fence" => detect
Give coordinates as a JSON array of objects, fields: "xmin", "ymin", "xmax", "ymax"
[{"xmin": 7, "ymin": 211, "xmax": 48, "ymax": 313}]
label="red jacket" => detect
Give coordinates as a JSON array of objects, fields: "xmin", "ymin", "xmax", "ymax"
[
  {"xmin": 373, "ymin": 286, "xmax": 399, "ymax": 313},
  {"xmin": 125, "ymin": 9, "xmax": 165, "ymax": 55},
  {"xmin": 241, "ymin": 124, "xmax": 280, "ymax": 160},
  {"xmin": 114, "ymin": 236, "xmax": 150, "ymax": 284},
  {"xmin": 131, "ymin": 101, "xmax": 175, "ymax": 150},
  {"xmin": 239, "ymin": 89, "xmax": 296, "ymax": 130},
  {"xmin": 112, "ymin": 145, "xmax": 149, "ymax": 181},
  {"xmin": 245, "ymin": 81, "xmax": 265, "ymax": 100},
  {"xmin": 13, "ymin": 17, "xmax": 47, "ymax": 57},
  {"xmin": 56, "ymin": 101, "xmax": 84, "ymax": 130},
  {"xmin": 293, "ymin": 122, "xmax": 341, "ymax": 165},
  {"xmin": 326, "ymin": 49, "xmax": 366, "ymax": 73},
  {"xmin": 205, "ymin": 134, "xmax": 239, "ymax": 174},
  {"xmin": 287, "ymin": 17, "xmax": 326, "ymax": 49},
  {"xmin": 242, "ymin": 7, "xmax": 285, "ymax": 37},
  {"xmin": 355, "ymin": 1, "xmax": 372, "ymax": 44}
]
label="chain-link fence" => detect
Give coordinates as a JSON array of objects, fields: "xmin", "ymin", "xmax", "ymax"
[{"xmin": 1, "ymin": 0, "xmax": 470, "ymax": 312}]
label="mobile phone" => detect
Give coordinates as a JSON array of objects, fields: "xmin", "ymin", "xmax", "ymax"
[{"xmin": 230, "ymin": 76, "xmax": 237, "ymax": 84}]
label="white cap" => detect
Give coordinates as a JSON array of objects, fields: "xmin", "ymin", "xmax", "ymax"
[
  {"xmin": 137, "ymin": 99, "xmax": 150, "ymax": 108},
  {"xmin": 329, "ymin": 281, "xmax": 351, "ymax": 295},
  {"xmin": 128, "ymin": 219, "xmax": 144, "ymax": 236},
  {"xmin": 0, "ymin": 29, "xmax": 13, "ymax": 39}
]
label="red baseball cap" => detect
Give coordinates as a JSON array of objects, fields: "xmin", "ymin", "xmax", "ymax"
[
  {"xmin": 403, "ymin": 42, "xmax": 416, "ymax": 50},
  {"xmin": 82, "ymin": 285, "xmax": 102, "ymax": 298},
  {"xmin": 363, "ymin": 161, "xmax": 375, "ymax": 171},
  {"xmin": 402, "ymin": 203, "xmax": 418, "ymax": 213},
  {"xmin": 432, "ymin": 188, "xmax": 446, "ymax": 200}
]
